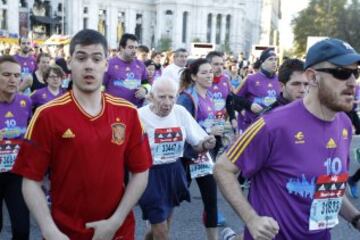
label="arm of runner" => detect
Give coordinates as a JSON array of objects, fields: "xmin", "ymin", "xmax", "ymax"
[
  {"xmin": 19, "ymin": 74, "xmax": 33, "ymax": 92},
  {"xmin": 250, "ymin": 102, "xmax": 264, "ymax": 114},
  {"xmin": 85, "ymin": 170, "xmax": 149, "ymax": 240},
  {"xmin": 193, "ymin": 135, "xmax": 216, "ymax": 152},
  {"xmin": 22, "ymin": 178, "xmax": 69, "ymax": 240},
  {"xmin": 135, "ymin": 86, "xmax": 147, "ymax": 99},
  {"xmin": 214, "ymin": 155, "xmax": 279, "ymax": 240},
  {"xmin": 339, "ymin": 195, "xmax": 360, "ymax": 229}
]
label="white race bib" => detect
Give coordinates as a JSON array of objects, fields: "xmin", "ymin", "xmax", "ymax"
[
  {"xmin": 0, "ymin": 139, "xmax": 22, "ymax": 172},
  {"xmin": 309, "ymin": 173, "xmax": 347, "ymax": 230},
  {"xmin": 149, "ymin": 127, "xmax": 185, "ymax": 165},
  {"xmin": 189, "ymin": 152, "xmax": 214, "ymax": 178}
]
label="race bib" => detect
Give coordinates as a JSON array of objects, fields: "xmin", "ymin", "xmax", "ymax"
[
  {"xmin": 189, "ymin": 152, "xmax": 214, "ymax": 178},
  {"xmin": 150, "ymin": 127, "xmax": 184, "ymax": 165},
  {"xmin": 309, "ymin": 173, "xmax": 347, "ymax": 230},
  {"xmin": 213, "ymin": 98, "xmax": 226, "ymax": 112},
  {"xmin": 199, "ymin": 118, "xmax": 215, "ymax": 134},
  {"xmin": 0, "ymin": 139, "xmax": 22, "ymax": 172}
]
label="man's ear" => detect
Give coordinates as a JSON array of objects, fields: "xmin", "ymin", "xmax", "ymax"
[{"xmin": 305, "ymin": 69, "xmax": 318, "ymax": 87}]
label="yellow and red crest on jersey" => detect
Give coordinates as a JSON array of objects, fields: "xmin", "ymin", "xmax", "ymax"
[{"xmin": 111, "ymin": 123, "xmax": 126, "ymax": 145}]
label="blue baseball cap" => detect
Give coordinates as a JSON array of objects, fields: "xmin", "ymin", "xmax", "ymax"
[{"xmin": 304, "ymin": 38, "xmax": 360, "ymax": 69}]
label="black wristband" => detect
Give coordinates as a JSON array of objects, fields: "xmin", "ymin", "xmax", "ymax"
[{"xmin": 351, "ymin": 214, "xmax": 360, "ymax": 228}]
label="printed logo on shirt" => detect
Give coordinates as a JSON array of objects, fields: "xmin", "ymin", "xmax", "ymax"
[
  {"xmin": 62, "ymin": 128, "xmax": 75, "ymax": 138},
  {"xmin": 136, "ymin": 65, "xmax": 140, "ymax": 69},
  {"xmin": 115, "ymin": 65, "xmax": 119, "ymax": 70},
  {"xmin": 268, "ymin": 83, "xmax": 273, "ymax": 88},
  {"xmin": 125, "ymin": 66, "xmax": 131, "ymax": 71},
  {"xmin": 286, "ymin": 174, "xmax": 316, "ymax": 199},
  {"xmin": 255, "ymin": 81, "xmax": 260, "ymax": 86},
  {"xmin": 111, "ymin": 123, "xmax": 126, "ymax": 145},
  {"xmin": 20, "ymin": 100, "xmax": 27, "ymax": 107},
  {"xmin": 5, "ymin": 111, "xmax": 14, "ymax": 118},
  {"xmin": 326, "ymin": 138, "xmax": 337, "ymax": 149},
  {"xmin": 295, "ymin": 131, "xmax": 305, "ymax": 144},
  {"xmin": 42, "ymin": 93, "xmax": 47, "ymax": 99},
  {"xmin": 342, "ymin": 129, "xmax": 348, "ymax": 140}
]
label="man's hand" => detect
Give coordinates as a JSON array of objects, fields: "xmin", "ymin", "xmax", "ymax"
[
  {"xmin": 43, "ymin": 228, "xmax": 70, "ymax": 240},
  {"xmin": 202, "ymin": 135, "xmax": 216, "ymax": 150},
  {"xmin": 247, "ymin": 215, "xmax": 279, "ymax": 240},
  {"xmin": 250, "ymin": 103, "xmax": 263, "ymax": 114},
  {"xmin": 86, "ymin": 219, "xmax": 119, "ymax": 240},
  {"xmin": 135, "ymin": 87, "xmax": 147, "ymax": 99}
]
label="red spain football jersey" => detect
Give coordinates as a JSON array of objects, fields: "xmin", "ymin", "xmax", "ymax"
[{"xmin": 12, "ymin": 91, "xmax": 152, "ymax": 239}]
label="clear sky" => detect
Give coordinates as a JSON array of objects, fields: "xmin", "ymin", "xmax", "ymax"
[{"xmin": 280, "ymin": 0, "xmax": 310, "ymax": 49}]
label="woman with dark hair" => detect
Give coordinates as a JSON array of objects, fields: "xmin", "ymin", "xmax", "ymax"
[
  {"xmin": 30, "ymin": 64, "xmax": 65, "ymax": 109},
  {"xmin": 151, "ymin": 51, "xmax": 163, "ymax": 80},
  {"xmin": 31, "ymin": 52, "xmax": 51, "ymax": 91},
  {"xmin": 177, "ymin": 58, "xmax": 222, "ymax": 240}
]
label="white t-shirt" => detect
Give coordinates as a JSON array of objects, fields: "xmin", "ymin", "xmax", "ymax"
[
  {"xmin": 161, "ymin": 63, "xmax": 184, "ymax": 86},
  {"xmin": 138, "ymin": 104, "xmax": 208, "ymax": 165}
]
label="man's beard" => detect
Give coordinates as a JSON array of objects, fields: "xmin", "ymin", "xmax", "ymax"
[{"xmin": 318, "ymin": 78, "xmax": 353, "ymax": 112}]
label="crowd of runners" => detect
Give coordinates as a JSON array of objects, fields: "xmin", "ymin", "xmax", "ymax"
[{"xmin": 2, "ymin": 29, "xmax": 360, "ymax": 240}]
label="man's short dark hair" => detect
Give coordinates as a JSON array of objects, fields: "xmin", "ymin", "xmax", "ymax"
[
  {"xmin": 69, "ymin": 29, "xmax": 108, "ymax": 57},
  {"xmin": 173, "ymin": 48, "xmax": 187, "ymax": 57},
  {"xmin": 137, "ymin": 45, "xmax": 149, "ymax": 53},
  {"xmin": 0, "ymin": 55, "xmax": 20, "ymax": 67},
  {"xmin": 119, "ymin": 33, "xmax": 138, "ymax": 49},
  {"xmin": 206, "ymin": 51, "xmax": 224, "ymax": 63},
  {"xmin": 278, "ymin": 58, "xmax": 304, "ymax": 84}
]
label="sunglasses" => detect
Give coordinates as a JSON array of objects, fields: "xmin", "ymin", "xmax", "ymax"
[{"xmin": 314, "ymin": 67, "xmax": 360, "ymax": 80}]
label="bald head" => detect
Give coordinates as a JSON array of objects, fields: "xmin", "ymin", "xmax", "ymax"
[
  {"xmin": 151, "ymin": 78, "xmax": 178, "ymax": 96},
  {"xmin": 150, "ymin": 78, "xmax": 178, "ymax": 117}
]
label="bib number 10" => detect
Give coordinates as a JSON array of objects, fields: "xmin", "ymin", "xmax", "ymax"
[{"xmin": 324, "ymin": 157, "xmax": 342, "ymax": 175}]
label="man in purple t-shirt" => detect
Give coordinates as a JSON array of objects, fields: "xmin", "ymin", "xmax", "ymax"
[
  {"xmin": 14, "ymin": 37, "xmax": 36, "ymax": 95},
  {"xmin": 234, "ymin": 48, "xmax": 280, "ymax": 132},
  {"xmin": 0, "ymin": 55, "xmax": 32, "ymax": 239},
  {"xmin": 104, "ymin": 33, "xmax": 148, "ymax": 107},
  {"xmin": 214, "ymin": 38, "xmax": 360, "ymax": 240}
]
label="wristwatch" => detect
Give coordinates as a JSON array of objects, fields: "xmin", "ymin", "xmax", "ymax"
[{"xmin": 351, "ymin": 214, "xmax": 360, "ymax": 228}]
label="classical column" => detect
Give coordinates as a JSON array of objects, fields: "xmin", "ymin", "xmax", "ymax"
[
  {"xmin": 211, "ymin": 13, "xmax": 216, "ymax": 44},
  {"xmin": 87, "ymin": 1, "xmax": 98, "ymax": 32},
  {"xmin": 7, "ymin": 0, "xmax": 19, "ymax": 35},
  {"xmin": 108, "ymin": 6, "xmax": 117, "ymax": 48},
  {"xmin": 220, "ymin": 14, "xmax": 226, "ymax": 43}
]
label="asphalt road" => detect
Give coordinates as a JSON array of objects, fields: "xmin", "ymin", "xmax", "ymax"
[{"xmin": 1, "ymin": 179, "xmax": 360, "ymax": 240}]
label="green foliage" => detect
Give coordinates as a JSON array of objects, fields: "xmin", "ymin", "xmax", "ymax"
[
  {"xmin": 192, "ymin": 37, "xmax": 202, "ymax": 42},
  {"xmin": 291, "ymin": 0, "xmax": 360, "ymax": 56},
  {"xmin": 218, "ymin": 39, "xmax": 232, "ymax": 54},
  {"xmin": 157, "ymin": 36, "xmax": 172, "ymax": 52}
]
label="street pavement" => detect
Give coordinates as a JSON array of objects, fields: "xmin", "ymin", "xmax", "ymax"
[{"xmin": 1, "ymin": 178, "xmax": 360, "ymax": 240}]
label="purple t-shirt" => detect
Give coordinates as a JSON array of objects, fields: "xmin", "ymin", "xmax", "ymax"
[
  {"xmin": 104, "ymin": 57, "xmax": 147, "ymax": 107},
  {"xmin": 196, "ymin": 94, "xmax": 217, "ymax": 134},
  {"xmin": 14, "ymin": 54, "xmax": 36, "ymax": 74},
  {"xmin": 209, "ymin": 74, "xmax": 231, "ymax": 121},
  {"xmin": 236, "ymin": 72, "xmax": 280, "ymax": 130},
  {"xmin": 226, "ymin": 100, "xmax": 352, "ymax": 240},
  {"xmin": 31, "ymin": 87, "xmax": 64, "ymax": 109},
  {"xmin": 0, "ymin": 94, "xmax": 32, "ymax": 172}
]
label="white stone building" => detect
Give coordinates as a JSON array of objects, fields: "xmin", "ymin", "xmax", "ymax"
[{"xmin": 0, "ymin": 0, "xmax": 281, "ymax": 57}]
